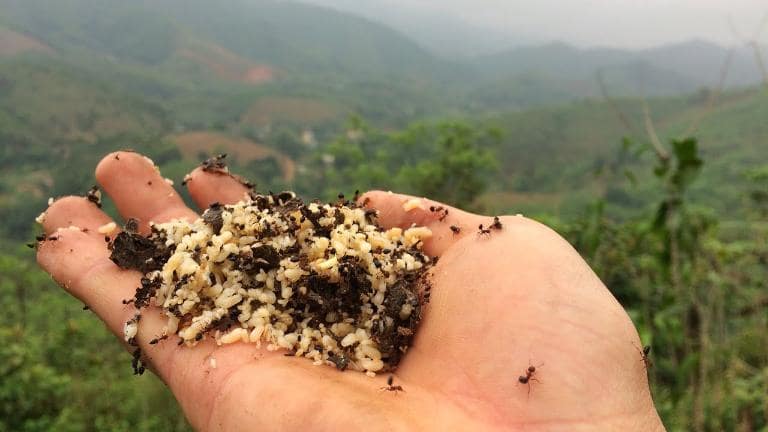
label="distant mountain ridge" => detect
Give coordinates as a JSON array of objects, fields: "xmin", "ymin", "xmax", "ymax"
[
  {"xmin": 0, "ymin": 0, "xmax": 764, "ymax": 111},
  {"xmin": 469, "ymin": 39, "xmax": 766, "ymax": 95},
  {"xmin": 295, "ymin": 0, "xmax": 534, "ymax": 58}
]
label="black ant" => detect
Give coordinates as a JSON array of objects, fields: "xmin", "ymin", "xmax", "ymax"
[
  {"xmin": 478, "ymin": 224, "xmax": 491, "ymax": 235},
  {"xmin": 380, "ymin": 375, "xmax": 405, "ymax": 394},
  {"xmin": 429, "ymin": 205, "xmax": 449, "ymax": 221},
  {"xmin": 149, "ymin": 335, "xmax": 169, "ymax": 345},
  {"xmin": 364, "ymin": 210, "xmax": 378, "ymax": 225},
  {"xmin": 491, "ymin": 216, "xmax": 503, "ymax": 230},
  {"xmin": 421, "ymin": 283, "xmax": 432, "ymax": 304},
  {"xmin": 450, "ymin": 225, "xmax": 461, "ymax": 234},
  {"xmin": 518, "ymin": 363, "xmax": 542, "ymax": 396},
  {"xmin": 634, "ymin": 343, "xmax": 652, "ymax": 369}
]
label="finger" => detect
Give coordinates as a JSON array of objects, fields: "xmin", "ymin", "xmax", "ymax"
[
  {"xmin": 359, "ymin": 190, "xmax": 490, "ymax": 256},
  {"xmin": 184, "ymin": 166, "xmax": 251, "ymax": 210},
  {"xmin": 35, "ymin": 228, "xmax": 263, "ymax": 389},
  {"xmin": 36, "ymin": 229, "xmax": 171, "ymax": 355},
  {"xmin": 41, "ymin": 196, "xmax": 114, "ymax": 237},
  {"xmin": 95, "ymin": 151, "xmax": 197, "ymax": 232}
]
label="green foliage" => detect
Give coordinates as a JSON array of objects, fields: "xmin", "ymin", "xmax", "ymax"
[
  {"xmin": 746, "ymin": 165, "xmax": 768, "ymax": 218},
  {"xmin": 0, "ymin": 325, "xmax": 71, "ymax": 431},
  {"xmin": 0, "ymin": 250, "xmax": 191, "ymax": 431},
  {"xmin": 310, "ymin": 118, "xmax": 500, "ymax": 209},
  {"xmin": 394, "ymin": 122, "xmax": 500, "ymax": 209},
  {"xmin": 566, "ymin": 138, "xmax": 768, "ymax": 431}
]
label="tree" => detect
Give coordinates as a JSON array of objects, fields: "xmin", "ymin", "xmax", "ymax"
[{"xmin": 316, "ymin": 117, "xmax": 501, "ymax": 209}]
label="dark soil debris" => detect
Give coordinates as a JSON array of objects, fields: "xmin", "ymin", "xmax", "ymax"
[
  {"xmin": 202, "ymin": 202, "xmax": 225, "ymax": 235},
  {"xmin": 197, "ymin": 153, "xmax": 256, "ymax": 190},
  {"xmin": 133, "ymin": 276, "xmax": 161, "ymax": 309},
  {"xmin": 201, "ymin": 154, "xmax": 229, "ymax": 174},
  {"xmin": 109, "ymin": 222, "xmax": 170, "ymax": 273},
  {"xmin": 131, "ymin": 347, "xmax": 146, "ymax": 375},
  {"xmin": 125, "ymin": 218, "xmax": 139, "ymax": 233}
]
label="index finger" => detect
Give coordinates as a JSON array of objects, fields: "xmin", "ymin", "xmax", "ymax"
[
  {"xmin": 359, "ymin": 190, "xmax": 489, "ymax": 256},
  {"xmin": 95, "ymin": 151, "xmax": 197, "ymax": 232}
]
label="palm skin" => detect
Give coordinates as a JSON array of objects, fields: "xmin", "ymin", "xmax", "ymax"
[{"xmin": 37, "ymin": 152, "xmax": 665, "ymax": 431}]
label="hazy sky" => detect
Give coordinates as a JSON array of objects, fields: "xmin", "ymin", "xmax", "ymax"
[{"xmin": 315, "ymin": 0, "xmax": 768, "ymax": 48}]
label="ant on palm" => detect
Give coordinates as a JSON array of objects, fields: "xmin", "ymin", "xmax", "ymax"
[{"xmin": 518, "ymin": 362, "xmax": 543, "ymax": 396}]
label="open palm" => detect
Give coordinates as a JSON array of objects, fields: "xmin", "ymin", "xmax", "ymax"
[{"xmin": 37, "ymin": 152, "xmax": 664, "ymax": 431}]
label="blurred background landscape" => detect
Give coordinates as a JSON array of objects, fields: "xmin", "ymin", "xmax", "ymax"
[{"xmin": 0, "ymin": 0, "xmax": 766, "ymax": 430}]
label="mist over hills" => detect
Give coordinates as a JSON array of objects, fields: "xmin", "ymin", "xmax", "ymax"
[
  {"xmin": 296, "ymin": 0, "xmax": 766, "ymax": 95},
  {"xmin": 0, "ymin": 0, "xmax": 764, "ymax": 110},
  {"xmin": 296, "ymin": 0, "xmax": 536, "ymax": 58},
  {"xmin": 473, "ymin": 39, "xmax": 765, "ymax": 90}
]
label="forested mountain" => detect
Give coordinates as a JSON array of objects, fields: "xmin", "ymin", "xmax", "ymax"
[
  {"xmin": 0, "ymin": 0, "xmax": 455, "ymax": 81},
  {"xmin": 1, "ymin": 0, "xmax": 764, "ymax": 105}
]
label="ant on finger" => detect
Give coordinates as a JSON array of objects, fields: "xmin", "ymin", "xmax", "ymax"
[
  {"xmin": 490, "ymin": 216, "xmax": 503, "ymax": 230},
  {"xmin": 633, "ymin": 343, "xmax": 652, "ymax": 369},
  {"xmin": 149, "ymin": 335, "xmax": 169, "ymax": 345},
  {"xmin": 429, "ymin": 205, "xmax": 449, "ymax": 221},
  {"xmin": 420, "ymin": 282, "xmax": 432, "ymax": 305},
  {"xmin": 450, "ymin": 225, "xmax": 461, "ymax": 235},
  {"xmin": 380, "ymin": 375, "xmax": 405, "ymax": 394}
]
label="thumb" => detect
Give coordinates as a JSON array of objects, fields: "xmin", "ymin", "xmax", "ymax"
[{"xmin": 359, "ymin": 190, "xmax": 491, "ymax": 256}]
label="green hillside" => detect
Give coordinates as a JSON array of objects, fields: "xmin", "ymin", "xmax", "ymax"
[
  {"xmin": 2, "ymin": 43, "xmax": 764, "ymax": 241},
  {"xmin": 479, "ymin": 89, "xmax": 768, "ymax": 217},
  {"xmin": 0, "ymin": 0, "xmax": 454, "ymax": 81}
]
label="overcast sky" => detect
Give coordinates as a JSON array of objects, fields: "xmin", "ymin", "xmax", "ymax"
[{"xmin": 311, "ymin": 0, "xmax": 768, "ymax": 48}]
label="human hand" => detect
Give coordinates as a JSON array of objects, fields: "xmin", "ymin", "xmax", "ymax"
[{"xmin": 37, "ymin": 151, "xmax": 665, "ymax": 431}]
